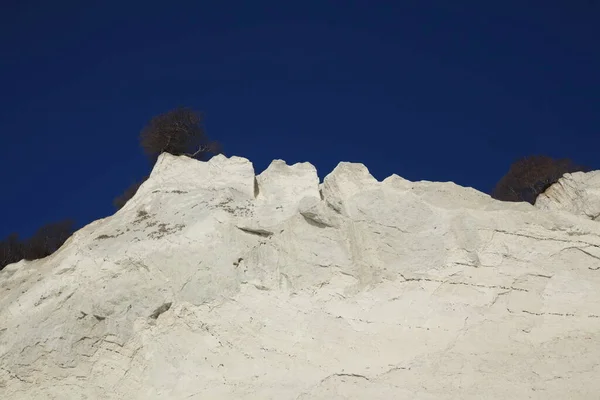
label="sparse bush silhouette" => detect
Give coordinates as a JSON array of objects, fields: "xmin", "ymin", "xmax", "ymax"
[
  {"xmin": 139, "ymin": 107, "xmax": 222, "ymax": 161},
  {"xmin": 0, "ymin": 220, "xmax": 74, "ymax": 270},
  {"xmin": 0, "ymin": 234, "xmax": 23, "ymax": 270},
  {"xmin": 492, "ymin": 155, "xmax": 588, "ymax": 204},
  {"xmin": 113, "ymin": 176, "xmax": 148, "ymax": 210},
  {"xmin": 21, "ymin": 220, "xmax": 75, "ymax": 260}
]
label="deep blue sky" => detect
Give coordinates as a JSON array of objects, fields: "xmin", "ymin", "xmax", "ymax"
[{"xmin": 1, "ymin": 1, "xmax": 598, "ymax": 239}]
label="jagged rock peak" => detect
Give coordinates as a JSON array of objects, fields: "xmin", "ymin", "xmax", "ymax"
[{"xmin": 1, "ymin": 153, "xmax": 599, "ymax": 399}]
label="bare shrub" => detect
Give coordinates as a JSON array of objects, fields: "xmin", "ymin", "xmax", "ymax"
[
  {"xmin": 21, "ymin": 220, "xmax": 75, "ymax": 261},
  {"xmin": 0, "ymin": 233, "xmax": 23, "ymax": 270},
  {"xmin": 492, "ymin": 155, "xmax": 588, "ymax": 204},
  {"xmin": 139, "ymin": 107, "xmax": 221, "ymax": 161},
  {"xmin": 1, "ymin": 220, "xmax": 75, "ymax": 269}
]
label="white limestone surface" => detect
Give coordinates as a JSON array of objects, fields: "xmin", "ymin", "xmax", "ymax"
[
  {"xmin": 0, "ymin": 153, "xmax": 599, "ymax": 399},
  {"xmin": 536, "ymin": 170, "xmax": 600, "ymax": 221}
]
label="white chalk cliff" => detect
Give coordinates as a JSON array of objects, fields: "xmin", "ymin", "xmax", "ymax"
[{"xmin": 1, "ymin": 154, "xmax": 599, "ymax": 399}]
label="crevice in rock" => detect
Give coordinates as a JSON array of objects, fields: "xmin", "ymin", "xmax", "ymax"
[
  {"xmin": 358, "ymin": 219, "xmax": 410, "ymax": 234},
  {"xmin": 523, "ymin": 273, "xmax": 553, "ymax": 279},
  {"xmin": 254, "ymin": 177, "xmax": 260, "ymax": 199},
  {"xmin": 399, "ymin": 274, "xmax": 529, "ymax": 292},
  {"xmin": 332, "ymin": 373, "xmax": 369, "ymax": 381},
  {"xmin": 149, "ymin": 302, "xmax": 172, "ymax": 319},
  {"xmin": 491, "ymin": 229, "xmax": 600, "ymax": 250},
  {"xmin": 1, "ymin": 367, "xmax": 30, "ymax": 384},
  {"xmin": 233, "ymin": 257, "xmax": 243, "ymax": 267},
  {"xmin": 237, "ymin": 226, "xmax": 273, "ymax": 237},
  {"xmin": 556, "ymin": 246, "xmax": 600, "ymax": 269},
  {"xmin": 301, "ymin": 215, "xmax": 332, "ymax": 229},
  {"xmin": 326, "ymin": 201, "xmax": 342, "ymax": 214},
  {"xmin": 507, "ymin": 308, "xmax": 588, "ymax": 318}
]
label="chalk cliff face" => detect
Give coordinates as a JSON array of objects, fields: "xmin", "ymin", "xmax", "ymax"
[{"xmin": 1, "ymin": 154, "xmax": 599, "ymax": 400}]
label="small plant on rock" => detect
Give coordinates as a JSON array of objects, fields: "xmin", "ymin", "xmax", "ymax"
[
  {"xmin": 491, "ymin": 155, "xmax": 588, "ymax": 204},
  {"xmin": 139, "ymin": 107, "xmax": 222, "ymax": 161}
]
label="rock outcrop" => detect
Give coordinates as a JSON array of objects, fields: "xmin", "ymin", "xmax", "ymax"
[
  {"xmin": 536, "ymin": 170, "xmax": 600, "ymax": 221},
  {"xmin": 1, "ymin": 153, "xmax": 599, "ymax": 399}
]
